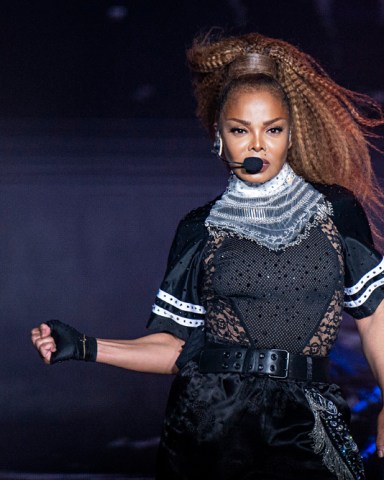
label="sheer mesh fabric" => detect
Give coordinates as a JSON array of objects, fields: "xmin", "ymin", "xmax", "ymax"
[{"xmin": 201, "ymin": 217, "xmax": 344, "ymax": 355}]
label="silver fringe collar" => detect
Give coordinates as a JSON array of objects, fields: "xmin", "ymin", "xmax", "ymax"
[{"xmin": 205, "ymin": 163, "xmax": 332, "ymax": 250}]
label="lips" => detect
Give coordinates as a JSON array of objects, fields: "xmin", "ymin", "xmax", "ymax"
[{"xmin": 260, "ymin": 160, "xmax": 270, "ymax": 173}]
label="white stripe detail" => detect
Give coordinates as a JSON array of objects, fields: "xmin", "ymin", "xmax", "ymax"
[
  {"xmin": 152, "ymin": 305, "xmax": 205, "ymax": 327},
  {"xmin": 344, "ymin": 277, "xmax": 384, "ymax": 308},
  {"xmin": 344, "ymin": 257, "xmax": 384, "ymax": 295},
  {"xmin": 157, "ymin": 289, "xmax": 206, "ymax": 314}
]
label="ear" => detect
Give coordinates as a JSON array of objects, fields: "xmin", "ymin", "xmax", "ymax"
[{"xmin": 212, "ymin": 129, "xmax": 223, "ymax": 157}]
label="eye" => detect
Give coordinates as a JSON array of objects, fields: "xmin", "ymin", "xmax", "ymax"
[
  {"xmin": 229, "ymin": 127, "xmax": 247, "ymax": 135},
  {"xmin": 267, "ymin": 126, "xmax": 284, "ymax": 134}
]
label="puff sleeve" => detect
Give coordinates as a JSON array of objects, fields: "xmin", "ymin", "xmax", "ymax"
[
  {"xmin": 146, "ymin": 203, "xmax": 212, "ymax": 341},
  {"xmin": 315, "ymin": 183, "xmax": 384, "ymax": 319}
]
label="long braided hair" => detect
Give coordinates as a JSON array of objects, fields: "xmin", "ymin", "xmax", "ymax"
[{"xmin": 186, "ymin": 32, "xmax": 384, "ymax": 247}]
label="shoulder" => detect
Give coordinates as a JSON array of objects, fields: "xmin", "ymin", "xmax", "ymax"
[
  {"xmin": 180, "ymin": 197, "xmax": 219, "ymax": 225},
  {"xmin": 311, "ymin": 182, "xmax": 358, "ymax": 208},
  {"xmin": 311, "ymin": 182, "xmax": 373, "ymax": 246},
  {"xmin": 175, "ymin": 197, "xmax": 219, "ymax": 237},
  {"xmin": 167, "ymin": 197, "xmax": 219, "ymax": 263}
]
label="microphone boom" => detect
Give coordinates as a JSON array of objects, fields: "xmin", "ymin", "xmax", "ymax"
[{"xmin": 222, "ymin": 157, "xmax": 264, "ymax": 174}]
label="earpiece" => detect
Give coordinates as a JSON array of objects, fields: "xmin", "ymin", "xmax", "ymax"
[{"xmin": 212, "ymin": 130, "xmax": 223, "ymax": 157}]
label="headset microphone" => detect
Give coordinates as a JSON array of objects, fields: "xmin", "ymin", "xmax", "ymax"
[
  {"xmin": 224, "ymin": 157, "xmax": 264, "ymax": 174},
  {"xmin": 242, "ymin": 157, "xmax": 264, "ymax": 174}
]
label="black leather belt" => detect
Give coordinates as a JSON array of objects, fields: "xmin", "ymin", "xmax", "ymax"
[{"xmin": 198, "ymin": 347, "xmax": 329, "ymax": 382}]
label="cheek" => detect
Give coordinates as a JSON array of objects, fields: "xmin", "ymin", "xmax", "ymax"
[
  {"xmin": 224, "ymin": 136, "xmax": 247, "ymax": 154},
  {"xmin": 222, "ymin": 139, "xmax": 236, "ymax": 158},
  {"xmin": 273, "ymin": 140, "xmax": 290, "ymax": 157}
]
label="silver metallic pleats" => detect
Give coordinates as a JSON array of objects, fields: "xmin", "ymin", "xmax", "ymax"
[{"xmin": 206, "ymin": 163, "xmax": 333, "ymax": 250}]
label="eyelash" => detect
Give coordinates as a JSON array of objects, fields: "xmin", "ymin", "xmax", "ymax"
[
  {"xmin": 229, "ymin": 127, "xmax": 247, "ymax": 134},
  {"xmin": 268, "ymin": 127, "xmax": 283, "ymax": 134},
  {"xmin": 229, "ymin": 126, "xmax": 284, "ymax": 135}
]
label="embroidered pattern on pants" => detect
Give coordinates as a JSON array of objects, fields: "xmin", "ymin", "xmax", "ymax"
[{"xmin": 304, "ymin": 388, "xmax": 365, "ymax": 480}]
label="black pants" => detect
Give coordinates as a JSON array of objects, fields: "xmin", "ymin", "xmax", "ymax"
[{"xmin": 156, "ymin": 361, "xmax": 365, "ymax": 480}]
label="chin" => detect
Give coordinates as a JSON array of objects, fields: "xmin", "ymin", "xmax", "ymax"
[{"xmin": 236, "ymin": 172, "xmax": 272, "ymax": 183}]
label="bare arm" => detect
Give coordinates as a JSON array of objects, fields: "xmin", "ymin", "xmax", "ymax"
[
  {"xmin": 31, "ymin": 323, "xmax": 185, "ymax": 375},
  {"xmin": 96, "ymin": 333, "xmax": 185, "ymax": 374},
  {"xmin": 355, "ymin": 299, "xmax": 384, "ymax": 457}
]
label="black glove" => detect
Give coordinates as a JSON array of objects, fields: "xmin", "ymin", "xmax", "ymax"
[{"xmin": 45, "ymin": 319, "xmax": 97, "ymax": 364}]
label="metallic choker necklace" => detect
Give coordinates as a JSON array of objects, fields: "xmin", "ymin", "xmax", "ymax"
[{"xmin": 205, "ymin": 163, "xmax": 332, "ymax": 250}]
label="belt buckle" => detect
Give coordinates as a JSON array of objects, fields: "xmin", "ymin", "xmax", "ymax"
[{"xmin": 269, "ymin": 349, "xmax": 290, "ymax": 379}]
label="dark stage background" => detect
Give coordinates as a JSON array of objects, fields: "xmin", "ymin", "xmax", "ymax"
[{"xmin": 0, "ymin": 1, "xmax": 384, "ymax": 479}]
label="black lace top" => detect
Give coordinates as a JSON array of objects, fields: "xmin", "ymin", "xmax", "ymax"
[{"xmin": 147, "ymin": 184, "xmax": 384, "ymax": 366}]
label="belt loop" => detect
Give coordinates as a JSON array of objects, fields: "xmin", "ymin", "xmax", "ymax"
[
  {"xmin": 244, "ymin": 348, "xmax": 256, "ymax": 373},
  {"xmin": 307, "ymin": 356, "xmax": 313, "ymax": 382}
]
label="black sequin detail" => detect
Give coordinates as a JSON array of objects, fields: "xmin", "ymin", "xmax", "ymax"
[{"xmin": 202, "ymin": 216, "xmax": 344, "ymax": 355}]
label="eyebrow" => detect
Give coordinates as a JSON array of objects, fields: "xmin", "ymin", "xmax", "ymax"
[{"xmin": 226, "ymin": 117, "xmax": 288, "ymax": 126}]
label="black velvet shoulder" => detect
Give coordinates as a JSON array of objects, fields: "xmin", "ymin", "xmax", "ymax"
[
  {"xmin": 311, "ymin": 183, "xmax": 374, "ymax": 248},
  {"xmin": 164, "ymin": 198, "xmax": 217, "ymax": 270},
  {"xmin": 182, "ymin": 199, "xmax": 218, "ymax": 223}
]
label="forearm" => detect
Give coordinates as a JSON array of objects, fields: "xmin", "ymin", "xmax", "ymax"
[
  {"xmin": 356, "ymin": 300, "xmax": 384, "ymax": 456},
  {"xmin": 96, "ymin": 333, "xmax": 185, "ymax": 374},
  {"xmin": 356, "ymin": 300, "xmax": 384, "ymax": 399}
]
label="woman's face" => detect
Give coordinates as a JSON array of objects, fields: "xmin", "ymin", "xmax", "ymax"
[{"xmin": 219, "ymin": 89, "xmax": 291, "ymax": 183}]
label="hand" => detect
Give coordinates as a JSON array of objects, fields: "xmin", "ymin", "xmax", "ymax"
[
  {"xmin": 31, "ymin": 323, "xmax": 56, "ymax": 364},
  {"xmin": 377, "ymin": 408, "xmax": 384, "ymax": 458},
  {"xmin": 31, "ymin": 320, "xmax": 97, "ymax": 364}
]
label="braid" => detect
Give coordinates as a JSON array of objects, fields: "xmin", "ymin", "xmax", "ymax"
[
  {"xmin": 187, "ymin": 35, "xmax": 250, "ymax": 131},
  {"xmin": 186, "ymin": 31, "xmax": 384, "ymax": 247},
  {"xmin": 187, "ymin": 38, "xmax": 247, "ymax": 72}
]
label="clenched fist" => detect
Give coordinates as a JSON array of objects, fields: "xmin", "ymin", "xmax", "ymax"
[{"xmin": 31, "ymin": 320, "xmax": 97, "ymax": 364}]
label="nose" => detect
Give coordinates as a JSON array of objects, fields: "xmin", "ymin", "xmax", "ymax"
[{"xmin": 248, "ymin": 133, "xmax": 265, "ymax": 152}]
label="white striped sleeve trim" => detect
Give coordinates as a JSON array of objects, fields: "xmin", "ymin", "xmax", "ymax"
[
  {"xmin": 151, "ymin": 305, "xmax": 205, "ymax": 327},
  {"xmin": 344, "ymin": 277, "xmax": 384, "ymax": 308},
  {"xmin": 157, "ymin": 289, "xmax": 206, "ymax": 314},
  {"xmin": 344, "ymin": 257, "xmax": 384, "ymax": 295}
]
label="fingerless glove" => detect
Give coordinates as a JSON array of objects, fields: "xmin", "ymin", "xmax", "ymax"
[{"xmin": 46, "ymin": 319, "xmax": 97, "ymax": 364}]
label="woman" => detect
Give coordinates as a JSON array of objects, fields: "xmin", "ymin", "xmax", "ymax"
[{"xmin": 32, "ymin": 32, "xmax": 384, "ymax": 480}]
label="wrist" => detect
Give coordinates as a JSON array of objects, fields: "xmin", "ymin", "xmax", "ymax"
[
  {"xmin": 83, "ymin": 335, "xmax": 97, "ymax": 362},
  {"xmin": 46, "ymin": 319, "xmax": 97, "ymax": 363}
]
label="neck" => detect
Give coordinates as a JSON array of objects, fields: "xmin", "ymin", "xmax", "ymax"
[{"xmin": 230, "ymin": 163, "xmax": 295, "ymax": 198}]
